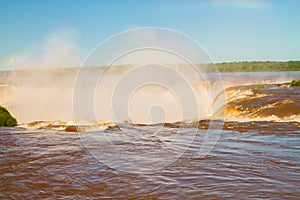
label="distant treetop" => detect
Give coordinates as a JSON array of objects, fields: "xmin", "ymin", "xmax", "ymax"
[{"xmin": 213, "ymin": 61, "xmax": 300, "ymax": 72}]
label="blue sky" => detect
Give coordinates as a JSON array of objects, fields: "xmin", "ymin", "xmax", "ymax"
[{"xmin": 0, "ymin": 0, "xmax": 299, "ymax": 69}]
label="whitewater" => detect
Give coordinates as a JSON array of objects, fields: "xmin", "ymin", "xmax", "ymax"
[{"xmin": 0, "ymin": 69, "xmax": 299, "ymax": 125}]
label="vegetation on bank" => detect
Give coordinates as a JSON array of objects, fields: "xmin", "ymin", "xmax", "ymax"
[
  {"xmin": 211, "ymin": 61, "xmax": 300, "ymax": 72},
  {"xmin": 290, "ymin": 80, "xmax": 300, "ymax": 86},
  {"xmin": 256, "ymin": 84, "xmax": 265, "ymax": 89},
  {"xmin": 0, "ymin": 106, "xmax": 17, "ymax": 127}
]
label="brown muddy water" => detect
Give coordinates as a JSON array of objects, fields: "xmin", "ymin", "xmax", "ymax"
[
  {"xmin": 0, "ymin": 71, "xmax": 300, "ymax": 199},
  {"xmin": 1, "ymin": 121, "xmax": 299, "ymax": 199}
]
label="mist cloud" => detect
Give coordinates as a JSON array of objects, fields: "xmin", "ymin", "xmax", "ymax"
[{"xmin": 2, "ymin": 29, "xmax": 81, "ymax": 70}]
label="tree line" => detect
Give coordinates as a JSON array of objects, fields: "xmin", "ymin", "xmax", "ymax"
[{"xmin": 212, "ymin": 61, "xmax": 300, "ymax": 72}]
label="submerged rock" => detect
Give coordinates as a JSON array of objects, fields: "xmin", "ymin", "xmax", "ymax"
[
  {"xmin": 0, "ymin": 105, "xmax": 17, "ymax": 127},
  {"xmin": 65, "ymin": 125, "xmax": 79, "ymax": 132}
]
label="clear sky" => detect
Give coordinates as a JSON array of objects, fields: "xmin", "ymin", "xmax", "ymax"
[{"xmin": 0, "ymin": 0, "xmax": 299, "ymax": 69}]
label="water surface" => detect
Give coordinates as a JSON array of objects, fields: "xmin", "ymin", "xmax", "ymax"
[{"xmin": 1, "ymin": 121, "xmax": 299, "ymax": 199}]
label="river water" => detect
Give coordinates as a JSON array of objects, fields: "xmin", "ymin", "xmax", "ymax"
[
  {"xmin": 0, "ymin": 71, "xmax": 300, "ymax": 199},
  {"xmin": 1, "ymin": 121, "xmax": 299, "ymax": 199}
]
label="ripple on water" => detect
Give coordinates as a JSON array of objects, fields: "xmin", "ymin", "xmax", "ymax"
[{"xmin": 0, "ymin": 122, "xmax": 300, "ymax": 199}]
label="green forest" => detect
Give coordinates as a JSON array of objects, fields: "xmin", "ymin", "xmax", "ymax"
[
  {"xmin": 1, "ymin": 61, "xmax": 299, "ymax": 76},
  {"xmin": 212, "ymin": 61, "xmax": 300, "ymax": 72}
]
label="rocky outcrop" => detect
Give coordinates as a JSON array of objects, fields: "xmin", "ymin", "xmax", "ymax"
[{"xmin": 0, "ymin": 105, "xmax": 17, "ymax": 127}]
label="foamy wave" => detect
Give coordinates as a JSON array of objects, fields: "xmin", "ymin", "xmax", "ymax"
[
  {"xmin": 223, "ymin": 83, "xmax": 300, "ymax": 122},
  {"xmin": 18, "ymin": 120, "xmax": 117, "ymax": 132},
  {"xmin": 225, "ymin": 114, "xmax": 300, "ymax": 123}
]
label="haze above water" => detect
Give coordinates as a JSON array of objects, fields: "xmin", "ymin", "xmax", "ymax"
[{"xmin": 0, "ymin": 68, "xmax": 299, "ymax": 123}]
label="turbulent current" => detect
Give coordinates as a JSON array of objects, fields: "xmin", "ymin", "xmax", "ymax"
[{"xmin": 0, "ymin": 69, "xmax": 300, "ymax": 199}]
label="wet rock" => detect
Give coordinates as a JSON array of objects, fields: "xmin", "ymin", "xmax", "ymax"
[
  {"xmin": 0, "ymin": 105, "xmax": 17, "ymax": 127},
  {"xmin": 65, "ymin": 125, "xmax": 78, "ymax": 132}
]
